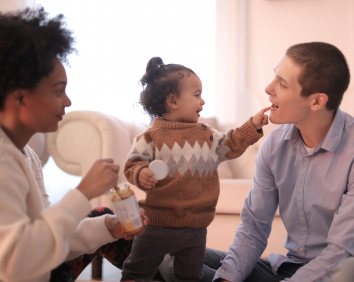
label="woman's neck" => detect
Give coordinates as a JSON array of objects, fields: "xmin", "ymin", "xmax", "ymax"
[{"xmin": 0, "ymin": 114, "xmax": 32, "ymax": 152}]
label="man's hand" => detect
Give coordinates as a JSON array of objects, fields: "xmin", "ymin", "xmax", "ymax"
[
  {"xmin": 76, "ymin": 158, "xmax": 120, "ymax": 200},
  {"xmin": 105, "ymin": 208, "xmax": 149, "ymax": 239},
  {"xmin": 252, "ymin": 107, "xmax": 271, "ymax": 130},
  {"xmin": 138, "ymin": 168, "xmax": 158, "ymax": 189}
]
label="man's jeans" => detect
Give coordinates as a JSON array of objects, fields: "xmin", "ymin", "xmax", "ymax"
[
  {"xmin": 159, "ymin": 248, "xmax": 354, "ymax": 282},
  {"xmin": 199, "ymin": 249, "xmax": 303, "ymax": 282}
]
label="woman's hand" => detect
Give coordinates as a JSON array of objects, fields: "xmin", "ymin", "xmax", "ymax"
[
  {"xmin": 105, "ymin": 208, "xmax": 149, "ymax": 240},
  {"xmin": 138, "ymin": 168, "xmax": 158, "ymax": 189},
  {"xmin": 252, "ymin": 107, "xmax": 271, "ymax": 130},
  {"xmin": 76, "ymin": 158, "xmax": 120, "ymax": 200},
  {"xmin": 105, "ymin": 214, "xmax": 124, "ymax": 239}
]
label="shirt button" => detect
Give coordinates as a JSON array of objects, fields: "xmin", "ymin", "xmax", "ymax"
[
  {"xmin": 304, "ymin": 157, "xmax": 308, "ymax": 161},
  {"xmin": 201, "ymin": 124, "xmax": 207, "ymax": 130},
  {"xmin": 301, "ymin": 218, "xmax": 305, "ymax": 222},
  {"xmin": 299, "ymin": 247, "xmax": 303, "ymax": 252},
  {"xmin": 220, "ymin": 269, "xmax": 225, "ymax": 273},
  {"xmin": 210, "ymin": 136, "xmax": 213, "ymax": 141},
  {"xmin": 299, "ymin": 188, "xmax": 303, "ymax": 193}
]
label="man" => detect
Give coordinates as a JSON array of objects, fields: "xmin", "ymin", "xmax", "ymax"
[
  {"xmin": 209, "ymin": 42, "xmax": 354, "ymax": 282},
  {"xmin": 159, "ymin": 42, "xmax": 354, "ymax": 282}
]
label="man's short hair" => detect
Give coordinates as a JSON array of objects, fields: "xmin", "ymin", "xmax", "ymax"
[{"xmin": 286, "ymin": 42, "xmax": 350, "ymax": 111}]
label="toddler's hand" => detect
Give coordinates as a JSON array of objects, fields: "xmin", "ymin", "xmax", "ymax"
[
  {"xmin": 138, "ymin": 168, "xmax": 158, "ymax": 189},
  {"xmin": 252, "ymin": 107, "xmax": 271, "ymax": 130}
]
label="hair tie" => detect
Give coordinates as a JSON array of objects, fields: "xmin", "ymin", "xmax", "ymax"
[{"xmin": 157, "ymin": 63, "xmax": 166, "ymax": 68}]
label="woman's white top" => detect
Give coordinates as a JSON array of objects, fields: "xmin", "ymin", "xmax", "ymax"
[{"xmin": 0, "ymin": 128, "xmax": 116, "ymax": 282}]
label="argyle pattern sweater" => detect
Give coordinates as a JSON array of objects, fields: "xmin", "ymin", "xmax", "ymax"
[{"xmin": 124, "ymin": 118, "xmax": 263, "ymax": 228}]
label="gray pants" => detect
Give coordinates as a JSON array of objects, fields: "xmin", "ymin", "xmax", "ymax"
[{"xmin": 121, "ymin": 225, "xmax": 207, "ymax": 282}]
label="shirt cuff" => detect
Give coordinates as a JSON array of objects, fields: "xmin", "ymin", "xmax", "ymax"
[{"xmin": 213, "ymin": 262, "xmax": 243, "ymax": 282}]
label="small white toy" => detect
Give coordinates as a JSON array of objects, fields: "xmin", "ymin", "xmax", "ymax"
[{"xmin": 149, "ymin": 160, "xmax": 168, "ymax": 180}]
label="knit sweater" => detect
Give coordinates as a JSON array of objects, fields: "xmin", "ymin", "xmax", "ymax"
[
  {"xmin": 0, "ymin": 128, "xmax": 116, "ymax": 282},
  {"xmin": 124, "ymin": 118, "xmax": 263, "ymax": 228}
]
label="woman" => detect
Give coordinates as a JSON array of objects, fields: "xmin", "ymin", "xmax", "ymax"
[{"xmin": 0, "ymin": 7, "xmax": 147, "ymax": 282}]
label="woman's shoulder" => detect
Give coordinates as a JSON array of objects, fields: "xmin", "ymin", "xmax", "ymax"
[{"xmin": 0, "ymin": 142, "xmax": 31, "ymax": 193}]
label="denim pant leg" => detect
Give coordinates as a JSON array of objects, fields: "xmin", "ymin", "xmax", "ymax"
[
  {"xmin": 245, "ymin": 259, "xmax": 303, "ymax": 282},
  {"xmin": 318, "ymin": 257, "xmax": 354, "ymax": 282},
  {"xmin": 200, "ymin": 248, "xmax": 303, "ymax": 282},
  {"xmin": 201, "ymin": 248, "xmax": 227, "ymax": 282}
]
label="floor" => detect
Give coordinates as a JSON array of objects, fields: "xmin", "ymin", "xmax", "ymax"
[{"xmin": 77, "ymin": 258, "xmax": 122, "ymax": 282}]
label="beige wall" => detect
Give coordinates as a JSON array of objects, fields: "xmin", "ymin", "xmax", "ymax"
[{"xmin": 216, "ymin": 0, "xmax": 354, "ymax": 125}]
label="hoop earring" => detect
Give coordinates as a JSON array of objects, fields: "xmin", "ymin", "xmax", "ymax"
[{"xmin": 18, "ymin": 96, "xmax": 23, "ymax": 106}]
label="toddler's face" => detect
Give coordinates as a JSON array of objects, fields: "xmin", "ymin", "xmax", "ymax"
[{"xmin": 174, "ymin": 73, "xmax": 205, "ymax": 123}]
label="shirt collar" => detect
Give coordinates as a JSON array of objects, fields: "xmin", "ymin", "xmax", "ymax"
[
  {"xmin": 283, "ymin": 108, "xmax": 345, "ymax": 153},
  {"xmin": 0, "ymin": 127, "xmax": 27, "ymax": 155},
  {"xmin": 320, "ymin": 108, "xmax": 344, "ymax": 153}
]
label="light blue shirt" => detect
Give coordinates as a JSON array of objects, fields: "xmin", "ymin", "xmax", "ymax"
[{"xmin": 215, "ymin": 109, "xmax": 354, "ymax": 282}]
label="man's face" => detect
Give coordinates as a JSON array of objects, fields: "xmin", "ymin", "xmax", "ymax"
[{"xmin": 265, "ymin": 55, "xmax": 311, "ymax": 126}]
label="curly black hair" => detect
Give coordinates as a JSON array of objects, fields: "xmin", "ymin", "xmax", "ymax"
[
  {"xmin": 0, "ymin": 6, "xmax": 76, "ymax": 110},
  {"xmin": 139, "ymin": 57, "xmax": 196, "ymax": 119}
]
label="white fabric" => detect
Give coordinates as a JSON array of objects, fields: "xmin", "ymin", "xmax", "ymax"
[
  {"xmin": 0, "ymin": 128, "xmax": 115, "ymax": 282},
  {"xmin": 303, "ymin": 142, "xmax": 314, "ymax": 154}
]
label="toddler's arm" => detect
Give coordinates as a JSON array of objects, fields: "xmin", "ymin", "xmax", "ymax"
[
  {"xmin": 214, "ymin": 107, "xmax": 270, "ymax": 161},
  {"xmin": 124, "ymin": 132, "xmax": 156, "ymax": 190},
  {"xmin": 138, "ymin": 168, "xmax": 158, "ymax": 189}
]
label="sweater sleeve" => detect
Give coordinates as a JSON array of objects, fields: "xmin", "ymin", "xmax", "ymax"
[
  {"xmin": 67, "ymin": 214, "xmax": 116, "ymax": 260},
  {"xmin": 0, "ymin": 147, "xmax": 92, "ymax": 282},
  {"xmin": 124, "ymin": 132, "xmax": 155, "ymax": 190},
  {"xmin": 213, "ymin": 118, "xmax": 263, "ymax": 162}
]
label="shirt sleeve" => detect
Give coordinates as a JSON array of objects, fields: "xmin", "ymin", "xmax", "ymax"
[
  {"xmin": 213, "ymin": 136, "xmax": 279, "ymax": 282},
  {"xmin": 0, "ymin": 148, "xmax": 92, "ymax": 281},
  {"xmin": 281, "ymin": 162, "xmax": 354, "ymax": 282},
  {"xmin": 124, "ymin": 132, "xmax": 154, "ymax": 190}
]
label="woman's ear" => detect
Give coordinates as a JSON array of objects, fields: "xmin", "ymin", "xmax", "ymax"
[
  {"xmin": 8, "ymin": 90, "xmax": 24, "ymax": 107},
  {"xmin": 310, "ymin": 93, "xmax": 329, "ymax": 111},
  {"xmin": 166, "ymin": 94, "xmax": 178, "ymax": 110}
]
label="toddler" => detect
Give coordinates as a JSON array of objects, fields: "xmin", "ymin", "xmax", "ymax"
[{"xmin": 121, "ymin": 57, "xmax": 270, "ymax": 282}]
